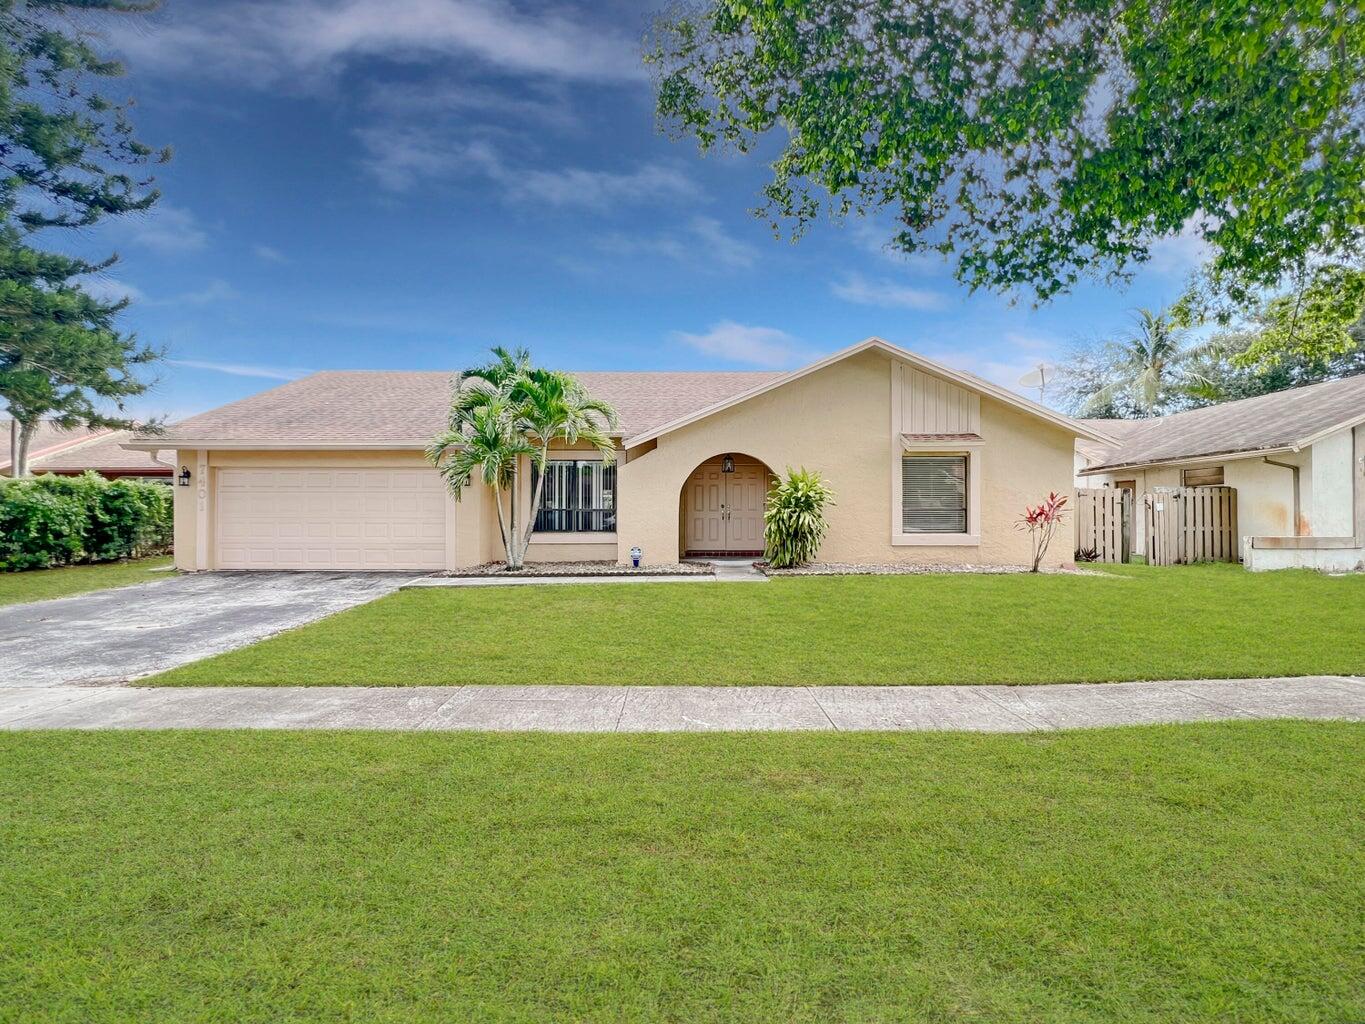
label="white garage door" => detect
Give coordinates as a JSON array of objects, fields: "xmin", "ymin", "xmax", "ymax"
[{"xmin": 216, "ymin": 467, "xmax": 447, "ymax": 570}]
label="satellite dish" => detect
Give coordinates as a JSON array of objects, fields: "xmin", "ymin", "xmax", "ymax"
[{"xmin": 1018, "ymin": 362, "xmax": 1059, "ymax": 400}]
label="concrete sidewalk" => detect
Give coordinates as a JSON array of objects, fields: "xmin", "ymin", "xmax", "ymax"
[{"xmin": 1, "ymin": 676, "xmax": 1361, "ymax": 732}]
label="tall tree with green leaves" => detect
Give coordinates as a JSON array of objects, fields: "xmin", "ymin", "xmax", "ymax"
[
  {"xmin": 1059, "ymin": 308, "xmax": 1205, "ymax": 417},
  {"xmin": 648, "ymin": 0, "xmax": 1364, "ymax": 303},
  {"xmin": 426, "ymin": 348, "xmax": 619, "ymax": 570},
  {"xmin": 0, "ymin": 230, "xmax": 158, "ymax": 473},
  {"xmin": 0, "ymin": 0, "xmax": 169, "ymax": 473}
]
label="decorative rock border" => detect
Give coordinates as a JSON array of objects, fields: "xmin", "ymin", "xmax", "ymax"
[
  {"xmin": 436, "ymin": 561, "xmax": 712, "ymax": 578},
  {"xmin": 755, "ymin": 561, "xmax": 1109, "ymax": 577}
]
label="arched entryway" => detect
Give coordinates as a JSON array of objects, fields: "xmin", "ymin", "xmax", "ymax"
[{"xmin": 679, "ymin": 453, "xmax": 776, "ymax": 558}]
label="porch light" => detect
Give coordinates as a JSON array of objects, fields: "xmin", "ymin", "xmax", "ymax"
[
  {"xmin": 722, "ymin": 454, "xmax": 735, "ymax": 473},
  {"xmin": 178, "ymin": 466, "xmax": 191, "ymax": 487}
]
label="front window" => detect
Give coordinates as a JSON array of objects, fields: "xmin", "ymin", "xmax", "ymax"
[
  {"xmin": 901, "ymin": 454, "xmax": 968, "ymax": 533},
  {"xmin": 532, "ymin": 460, "xmax": 616, "ymax": 533}
]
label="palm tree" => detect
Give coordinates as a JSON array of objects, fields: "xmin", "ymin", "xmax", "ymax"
[
  {"xmin": 515, "ymin": 370, "xmax": 618, "ymax": 561},
  {"xmin": 449, "ymin": 346, "xmax": 532, "ymax": 550},
  {"xmin": 1078, "ymin": 308, "xmax": 1199, "ymax": 417},
  {"xmin": 427, "ymin": 348, "xmax": 619, "ymax": 570},
  {"xmin": 426, "ymin": 397, "xmax": 534, "ymax": 565}
]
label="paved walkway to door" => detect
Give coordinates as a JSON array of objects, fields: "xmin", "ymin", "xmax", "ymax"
[{"xmin": 2, "ymin": 677, "xmax": 1360, "ymax": 731}]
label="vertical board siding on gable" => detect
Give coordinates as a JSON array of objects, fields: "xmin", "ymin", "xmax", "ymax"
[{"xmin": 899, "ymin": 364, "xmax": 981, "ymax": 435}]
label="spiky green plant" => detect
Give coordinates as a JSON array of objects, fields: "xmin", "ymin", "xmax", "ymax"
[{"xmin": 763, "ymin": 468, "xmax": 835, "ymax": 569}]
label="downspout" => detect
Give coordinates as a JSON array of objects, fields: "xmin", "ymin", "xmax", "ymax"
[{"xmin": 1263, "ymin": 456, "xmax": 1301, "ymax": 536}]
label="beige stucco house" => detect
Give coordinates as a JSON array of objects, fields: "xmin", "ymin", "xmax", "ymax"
[
  {"xmin": 1076, "ymin": 373, "xmax": 1365, "ymax": 571},
  {"xmin": 125, "ymin": 338, "xmax": 1112, "ymax": 572}
]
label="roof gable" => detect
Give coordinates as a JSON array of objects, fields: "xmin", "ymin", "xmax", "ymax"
[{"xmin": 622, "ymin": 338, "xmax": 1115, "ymax": 447}]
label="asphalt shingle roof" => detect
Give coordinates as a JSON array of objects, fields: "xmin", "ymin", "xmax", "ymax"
[
  {"xmin": 138, "ymin": 370, "xmax": 784, "ymax": 448},
  {"xmin": 1079, "ymin": 374, "xmax": 1365, "ymax": 472}
]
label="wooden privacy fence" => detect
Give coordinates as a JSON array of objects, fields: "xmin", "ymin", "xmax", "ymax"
[
  {"xmin": 1144, "ymin": 486, "xmax": 1238, "ymax": 565},
  {"xmin": 1075, "ymin": 487, "xmax": 1131, "ymax": 563}
]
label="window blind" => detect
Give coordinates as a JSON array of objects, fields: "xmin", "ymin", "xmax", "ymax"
[{"xmin": 902, "ymin": 455, "xmax": 967, "ymax": 533}]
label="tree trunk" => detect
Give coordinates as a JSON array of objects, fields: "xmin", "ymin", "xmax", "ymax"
[
  {"xmin": 14, "ymin": 419, "xmax": 36, "ymax": 478},
  {"xmin": 518, "ymin": 443, "xmax": 551, "ymax": 565},
  {"xmin": 7, "ymin": 419, "xmax": 17, "ymax": 477},
  {"xmin": 508, "ymin": 460, "xmax": 521, "ymax": 569}
]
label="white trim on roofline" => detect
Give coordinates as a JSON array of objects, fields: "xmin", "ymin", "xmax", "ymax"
[
  {"xmin": 120, "ymin": 439, "xmax": 434, "ymax": 452},
  {"xmin": 1080, "ymin": 409, "xmax": 1365, "ymax": 475},
  {"xmin": 622, "ymin": 337, "xmax": 1116, "ymax": 448},
  {"xmin": 1293, "ymin": 410, "xmax": 1365, "ymax": 451},
  {"xmin": 1077, "ymin": 445, "xmax": 1298, "ymax": 475}
]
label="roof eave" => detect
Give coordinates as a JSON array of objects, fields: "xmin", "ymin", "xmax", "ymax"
[
  {"xmin": 1078, "ymin": 444, "xmax": 1298, "ymax": 475},
  {"xmin": 121, "ymin": 439, "xmax": 434, "ymax": 452}
]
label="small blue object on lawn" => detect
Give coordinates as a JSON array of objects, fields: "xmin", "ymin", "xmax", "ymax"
[{"xmin": 630, "ymin": 546, "xmax": 642, "ymax": 568}]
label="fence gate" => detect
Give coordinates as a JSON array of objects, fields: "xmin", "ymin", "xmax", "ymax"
[
  {"xmin": 1144, "ymin": 486, "xmax": 1238, "ymax": 565},
  {"xmin": 1075, "ymin": 488, "xmax": 1132, "ymax": 563}
]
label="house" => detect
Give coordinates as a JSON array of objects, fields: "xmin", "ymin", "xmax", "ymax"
[
  {"xmin": 1076, "ymin": 374, "xmax": 1365, "ymax": 571},
  {"xmin": 2, "ymin": 420, "xmax": 172, "ymax": 481},
  {"xmin": 123, "ymin": 338, "xmax": 1113, "ymax": 572}
]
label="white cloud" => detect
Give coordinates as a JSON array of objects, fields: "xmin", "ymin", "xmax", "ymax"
[
  {"xmin": 77, "ymin": 276, "xmax": 145, "ymax": 304},
  {"xmin": 687, "ymin": 217, "xmax": 758, "ymax": 269},
  {"xmin": 117, "ymin": 204, "xmax": 208, "ymax": 254},
  {"xmin": 173, "ymin": 279, "xmax": 240, "ymax": 305},
  {"xmin": 110, "ymin": 0, "xmax": 643, "ymax": 86},
  {"xmin": 1147, "ymin": 218, "xmax": 1212, "ymax": 276},
  {"xmin": 169, "ymin": 359, "xmax": 310, "ymax": 380},
  {"xmin": 831, "ymin": 273, "xmax": 946, "ymax": 311},
  {"xmin": 142, "ymin": 279, "xmax": 239, "ymax": 307},
  {"xmin": 673, "ymin": 321, "xmax": 811, "ymax": 368},
  {"xmin": 506, "ymin": 163, "xmax": 697, "ymax": 210},
  {"xmin": 356, "ymin": 126, "xmax": 696, "ymax": 207},
  {"xmin": 846, "ymin": 218, "xmax": 946, "ymax": 271},
  {"xmin": 253, "ymin": 244, "xmax": 289, "ymax": 264},
  {"xmin": 593, "ymin": 217, "xmax": 757, "ymax": 269},
  {"xmin": 363, "ymin": 78, "xmax": 577, "ymax": 131},
  {"xmin": 1002, "ymin": 330, "xmax": 1057, "ymax": 353}
]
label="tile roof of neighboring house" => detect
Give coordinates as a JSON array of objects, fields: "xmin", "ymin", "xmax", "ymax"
[
  {"xmin": 0, "ymin": 420, "xmax": 102, "ymax": 472},
  {"xmin": 130, "ymin": 370, "xmax": 784, "ymax": 448},
  {"xmin": 1, "ymin": 421, "xmax": 172, "ymax": 475},
  {"xmin": 30, "ymin": 430, "xmax": 172, "ymax": 474},
  {"xmin": 1078, "ymin": 374, "xmax": 1365, "ymax": 473}
]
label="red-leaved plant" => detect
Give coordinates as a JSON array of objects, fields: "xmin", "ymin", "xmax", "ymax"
[{"xmin": 1015, "ymin": 492, "xmax": 1069, "ymax": 572}]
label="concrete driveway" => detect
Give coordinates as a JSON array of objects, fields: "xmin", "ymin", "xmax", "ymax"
[{"xmin": 0, "ymin": 572, "xmax": 419, "ymax": 686}]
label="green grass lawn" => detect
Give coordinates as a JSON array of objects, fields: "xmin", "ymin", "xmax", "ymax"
[
  {"xmin": 1, "ymin": 723, "xmax": 1360, "ymax": 1023},
  {"xmin": 149, "ymin": 562, "xmax": 1365, "ymax": 686},
  {"xmin": 0, "ymin": 555, "xmax": 173, "ymax": 607}
]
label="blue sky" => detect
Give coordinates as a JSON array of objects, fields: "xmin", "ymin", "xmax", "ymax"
[{"xmin": 63, "ymin": 0, "xmax": 1209, "ymax": 423}]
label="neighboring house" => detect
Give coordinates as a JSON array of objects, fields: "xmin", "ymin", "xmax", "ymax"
[
  {"xmin": 1, "ymin": 420, "xmax": 172, "ymax": 481},
  {"xmin": 1076, "ymin": 374, "xmax": 1365, "ymax": 571},
  {"xmin": 124, "ymin": 338, "xmax": 1112, "ymax": 572}
]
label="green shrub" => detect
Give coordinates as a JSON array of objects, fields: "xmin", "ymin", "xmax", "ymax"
[
  {"xmin": 0, "ymin": 472, "xmax": 172, "ymax": 571},
  {"xmin": 763, "ymin": 467, "xmax": 836, "ymax": 568}
]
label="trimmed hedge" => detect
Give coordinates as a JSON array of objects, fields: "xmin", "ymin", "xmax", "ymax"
[{"xmin": 0, "ymin": 472, "xmax": 173, "ymax": 571}]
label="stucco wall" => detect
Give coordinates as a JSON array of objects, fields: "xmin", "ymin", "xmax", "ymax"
[
  {"xmin": 616, "ymin": 349, "xmax": 1078, "ymax": 568},
  {"xmin": 1309, "ymin": 428, "xmax": 1355, "ymax": 537}
]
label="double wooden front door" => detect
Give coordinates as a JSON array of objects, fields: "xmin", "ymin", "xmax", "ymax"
[{"xmin": 684, "ymin": 456, "xmax": 770, "ymax": 555}]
